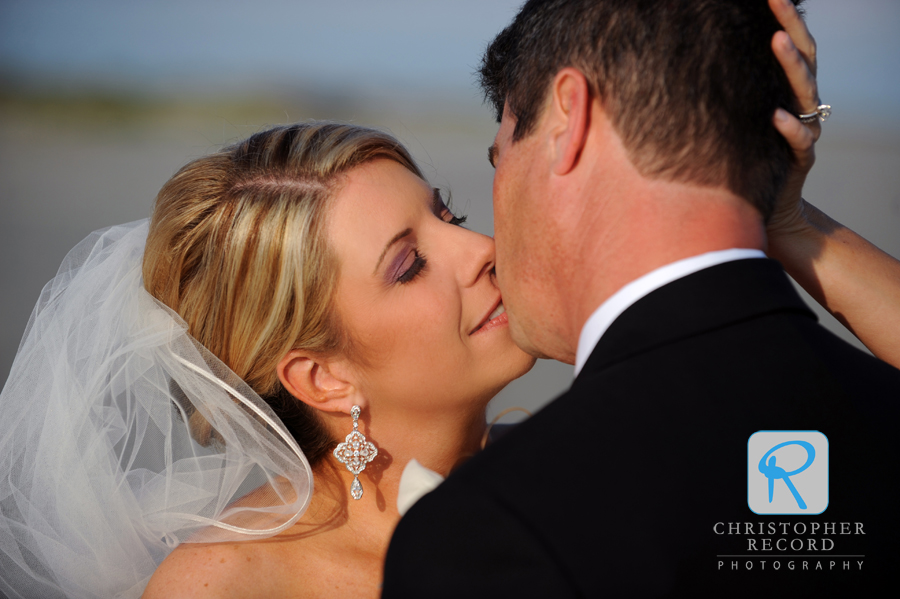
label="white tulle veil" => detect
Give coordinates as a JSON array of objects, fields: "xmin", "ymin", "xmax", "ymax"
[{"xmin": 0, "ymin": 220, "xmax": 314, "ymax": 598}]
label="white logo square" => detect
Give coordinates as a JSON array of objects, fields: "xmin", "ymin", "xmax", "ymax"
[{"xmin": 748, "ymin": 430, "xmax": 828, "ymax": 515}]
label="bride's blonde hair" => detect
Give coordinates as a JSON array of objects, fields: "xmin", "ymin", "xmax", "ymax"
[{"xmin": 143, "ymin": 122, "xmax": 423, "ymax": 464}]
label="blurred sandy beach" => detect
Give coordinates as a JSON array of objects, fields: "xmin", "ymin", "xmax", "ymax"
[{"xmin": 1, "ymin": 0, "xmax": 899, "ymax": 416}]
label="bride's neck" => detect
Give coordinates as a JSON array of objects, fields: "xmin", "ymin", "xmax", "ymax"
[
  {"xmin": 309, "ymin": 404, "xmax": 487, "ymax": 540},
  {"xmin": 374, "ymin": 404, "xmax": 488, "ymax": 476}
]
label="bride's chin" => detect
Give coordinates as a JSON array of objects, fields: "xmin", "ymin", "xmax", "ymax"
[
  {"xmin": 480, "ymin": 353, "xmax": 537, "ymax": 404},
  {"xmin": 511, "ymin": 351, "xmax": 537, "ymax": 378},
  {"xmin": 497, "ymin": 341, "xmax": 538, "ymax": 378},
  {"xmin": 510, "ymin": 343, "xmax": 539, "ymax": 376}
]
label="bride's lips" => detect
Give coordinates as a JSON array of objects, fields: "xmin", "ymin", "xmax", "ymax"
[{"xmin": 470, "ymin": 298, "xmax": 508, "ymax": 335}]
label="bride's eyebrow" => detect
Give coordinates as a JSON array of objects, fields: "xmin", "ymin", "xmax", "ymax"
[{"xmin": 374, "ymin": 228, "xmax": 413, "ymax": 275}]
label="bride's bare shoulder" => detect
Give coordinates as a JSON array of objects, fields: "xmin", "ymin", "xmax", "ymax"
[
  {"xmin": 143, "ymin": 489, "xmax": 359, "ymax": 598},
  {"xmin": 142, "ymin": 541, "xmax": 267, "ymax": 599}
]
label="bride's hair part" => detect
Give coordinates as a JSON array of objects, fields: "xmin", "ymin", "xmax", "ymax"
[{"xmin": 143, "ymin": 122, "xmax": 423, "ymax": 465}]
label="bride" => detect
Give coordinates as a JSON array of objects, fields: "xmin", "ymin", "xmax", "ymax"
[
  {"xmin": 141, "ymin": 124, "xmax": 537, "ymax": 598},
  {"xmin": 2, "ymin": 9, "xmax": 899, "ymax": 599}
]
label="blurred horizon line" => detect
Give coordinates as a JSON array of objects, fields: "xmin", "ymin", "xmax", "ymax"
[{"xmin": 4, "ymin": 65, "xmax": 899, "ymax": 144}]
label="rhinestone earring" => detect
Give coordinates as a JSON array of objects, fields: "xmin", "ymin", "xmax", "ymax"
[{"xmin": 333, "ymin": 405, "xmax": 378, "ymax": 500}]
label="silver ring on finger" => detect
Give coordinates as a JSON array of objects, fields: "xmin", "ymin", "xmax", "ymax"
[{"xmin": 798, "ymin": 104, "xmax": 832, "ymax": 124}]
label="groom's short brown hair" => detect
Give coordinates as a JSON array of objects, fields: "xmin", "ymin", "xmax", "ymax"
[{"xmin": 479, "ymin": 0, "xmax": 805, "ymax": 219}]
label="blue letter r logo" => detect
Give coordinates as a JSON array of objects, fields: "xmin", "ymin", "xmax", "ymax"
[
  {"xmin": 758, "ymin": 440, "xmax": 815, "ymax": 509},
  {"xmin": 748, "ymin": 431, "xmax": 828, "ymax": 515}
]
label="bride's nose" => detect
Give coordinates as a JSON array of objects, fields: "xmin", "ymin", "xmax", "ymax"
[{"xmin": 456, "ymin": 228, "xmax": 496, "ymax": 288}]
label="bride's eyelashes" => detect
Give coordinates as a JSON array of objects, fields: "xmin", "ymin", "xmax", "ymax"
[
  {"xmin": 396, "ymin": 249, "xmax": 428, "ymax": 284},
  {"xmin": 444, "ymin": 212, "xmax": 468, "ymax": 227},
  {"xmin": 433, "ymin": 188, "xmax": 468, "ymax": 227}
]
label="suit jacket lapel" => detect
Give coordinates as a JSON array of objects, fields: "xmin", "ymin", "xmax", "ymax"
[{"xmin": 577, "ymin": 258, "xmax": 816, "ymax": 379}]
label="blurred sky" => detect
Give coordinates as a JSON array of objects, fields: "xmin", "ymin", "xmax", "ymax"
[
  {"xmin": 1, "ymin": 0, "xmax": 899, "ymax": 121},
  {"xmin": 0, "ymin": 0, "xmax": 522, "ymax": 105}
]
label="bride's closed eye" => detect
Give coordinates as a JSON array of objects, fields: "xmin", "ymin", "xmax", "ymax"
[
  {"xmin": 396, "ymin": 249, "xmax": 428, "ymax": 284},
  {"xmin": 390, "ymin": 189, "xmax": 467, "ymax": 285}
]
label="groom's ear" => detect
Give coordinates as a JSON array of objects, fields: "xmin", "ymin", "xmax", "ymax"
[
  {"xmin": 277, "ymin": 350, "xmax": 364, "ymax": 414},
  {"xmin": 548, "ymin": 67, "xmax": 591, "ymax": 177}
]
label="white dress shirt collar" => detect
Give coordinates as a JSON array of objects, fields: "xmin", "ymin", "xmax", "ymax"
[{"xmin": 573, "ymin": 248, "xmax": 766, "ymax": 376}]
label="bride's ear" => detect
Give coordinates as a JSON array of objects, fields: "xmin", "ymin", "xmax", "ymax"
[{"xmin": 277, "ymin": 350, "xmax": 364, "ymax": 414}]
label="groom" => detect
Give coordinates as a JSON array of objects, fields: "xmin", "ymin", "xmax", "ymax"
[{"xmin": 383, "ymin": 0, "xmax": 899, "ymax": 596}]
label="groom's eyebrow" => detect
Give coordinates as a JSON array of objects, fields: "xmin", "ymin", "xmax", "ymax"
[
  {"xmin": 374, "ymin": 228, "xmax": 413, "ymax": 274},
  {"xmin": 487, "ymin": 144, "xmax": 498, "ymax": 168}
]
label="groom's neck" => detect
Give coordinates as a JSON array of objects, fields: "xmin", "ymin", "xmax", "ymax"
[{"xmin": 553, "ymin": 171, "xmax": 766, "ymax": 358}]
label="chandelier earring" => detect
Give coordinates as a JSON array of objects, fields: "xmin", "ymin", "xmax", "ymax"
[{"xmin": 333, "ymin": 405, "xmax": 378, "ymax": 500}]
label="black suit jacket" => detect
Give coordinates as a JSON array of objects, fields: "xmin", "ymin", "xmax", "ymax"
[{"xmin": 383, "ymin": 259, "xmax": 900, "ymax": 598}]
